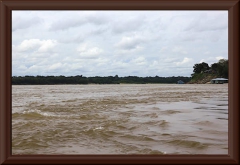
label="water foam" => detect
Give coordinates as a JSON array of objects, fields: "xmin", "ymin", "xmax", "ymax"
[{"xmin": 22, "ymin": 109, "xmax": 58, "ymax": 117}]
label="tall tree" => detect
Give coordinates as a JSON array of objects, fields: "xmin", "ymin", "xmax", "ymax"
[{"xmin": 193, "ymin": 62, "xmax": 210, "ymax": 74}]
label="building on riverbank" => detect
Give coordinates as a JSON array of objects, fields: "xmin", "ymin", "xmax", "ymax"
[
  {"xmin": 211, "ymin": 78, "xmax": 228, "ymax": 84},
  {"xmin": 177, "ymin": 80, "xmax": 184, "ymax": 84}
]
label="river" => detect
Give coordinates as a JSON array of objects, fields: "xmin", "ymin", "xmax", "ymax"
[{"xmin": 12, "ymin": 84, "xmax": 228, "ymax": 154}]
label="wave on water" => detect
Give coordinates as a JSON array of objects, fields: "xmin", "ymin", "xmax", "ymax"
[
  {"xmin": 166, "ymin": 139, "xmax": 209, "ymax": 149},
  {"xmin": 12, "ymin": 109, "xmax": 59, "ymax": 118},
  {"xmin": 12, "ymin": 84, "xmax": 228, "ymax": 155}
]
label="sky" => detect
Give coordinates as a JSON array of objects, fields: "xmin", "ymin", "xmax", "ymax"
[{"xmin": 12, "ymin": 10, "xmax": 228, "ymax": 77}]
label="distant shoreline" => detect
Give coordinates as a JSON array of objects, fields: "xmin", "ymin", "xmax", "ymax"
[{"xmin": 12, "ymin": 75, "xmax": 191, "ymax": 85}]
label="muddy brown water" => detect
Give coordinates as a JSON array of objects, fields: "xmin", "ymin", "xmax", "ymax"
[{"xmin": 12, "ymin": 84, "xmax": 228, "ymax": 154}]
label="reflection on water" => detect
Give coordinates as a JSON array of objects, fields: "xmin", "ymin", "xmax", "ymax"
[{"xmin": 12, "ymin": 84, "xmax": 228, "ymax": 154}]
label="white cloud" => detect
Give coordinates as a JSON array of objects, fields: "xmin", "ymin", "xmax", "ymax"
[
  {"xmin": 48, "ymin": 62, "xmax": 62, "ymax": 71},
  {"xmin": 95, "ymin": 58, "xmax": 110, "ymax": 67},
  {"xmin": 12, "ymin": 15, "xmax": 42, "ymax": 31},
  {"xmin": 28, "ymin": 65, "xmax": 45, "ymax": 74},
  {"xmin": 12, "ymin": 10, "xmax": 228, "ymax": 77},
  {"xmin": 17, "ymin": 65, "xmax": 28, "ymax": 70},
  {"xmin": 38, "ymin": 40, "xmax": 57, "ymax": 52},
  {"xmin": 200, "ymin": 56, "xmax": 225, "ymax": 65},
  {"xmin": 49, "ymin": 11, "xmax": 109, "ymax": 31},
  {"xmin": 162, "ymin": 58, "xmax": 179, "ymax": 63},
  {"xmin": 185, "ymin": 12, "xmax": 228, "ymax": 32},
  {"xmin": 76, "ymin": 43, "xmax": 103, "ymax": 59},
  {"xmin": 50, "ymin": 17, "xmax": 85, "ymax": 31},
  {"xmin": 112, "ymin": 16, "xmax": 145, "ymax": 34},
  {"xmin": 130, "ymin": 56, "xmax": 147, "ymax": 66},
  {"xmin": 172, "ymin": 46, "xmax": 188, "ymax": 55},
  {"xmin": 108, "ymin": 61, "xmax": 128, "ymax": 72},
  {"xmin": 16, "ymin": 39, "xmax": 42, "ymax": 52},
  {"xmin": 216, "ymin": 56, "xmax": 225, "ymax": 61},
  {"xmin": 16, "ymin": 39, "xmax": 57, "ymax": 53},
  {"xmin": 116, "ymin": 36, "xmax": 145, "ymax": 50},
  {"xmin": 175, "ymin": 57, "xmax": 193, "ymax": 66},
  {"xmin": 159, "ymin": 46, "xmax": 168, "ymax": 53},
  {"xmin": 204, "ymin": 51, "xmax": 210, "ymax": 55}
]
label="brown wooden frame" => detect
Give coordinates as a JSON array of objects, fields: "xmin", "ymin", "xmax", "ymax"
[{"xmin": 0, "ymin": 0, "xmax": 239, "ymax": 164}]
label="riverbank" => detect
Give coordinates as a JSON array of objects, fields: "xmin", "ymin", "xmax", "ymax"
[{"xmin": 188, "ymin": 73, "xmax": 218, "ymax": 84}]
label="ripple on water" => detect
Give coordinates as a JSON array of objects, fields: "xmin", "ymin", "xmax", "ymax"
[
  {"xmin": 167, "ymin": 139, "xmax": 209, "ymax": 149},
  {"xmin": 12, "ymin": 84, "xmax": 228, "ymax": 154}
]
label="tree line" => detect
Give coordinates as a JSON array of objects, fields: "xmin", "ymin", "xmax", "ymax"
[
  {"xmin": 191, "ymin": 59, "xmax": 228, "ymax": 79},
  {"xmin": 12, "ymin": 75, "xmax": 191, "ymax": 85},
  {"xmin": 12, "ymin": 59, "xmax": 227, "ymax": 85}
]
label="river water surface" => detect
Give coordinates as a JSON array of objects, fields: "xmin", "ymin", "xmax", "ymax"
[{"xmin": 12, "ymin": 84, "xmax": 228, "ymax": 155}]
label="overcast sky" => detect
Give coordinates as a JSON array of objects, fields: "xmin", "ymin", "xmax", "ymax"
[{"xmin": 12, "ymin": 10, "xmax": 228, "ymax": 77}]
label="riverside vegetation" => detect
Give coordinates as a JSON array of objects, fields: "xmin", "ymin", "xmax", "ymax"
[
  {"xmin": 189, "ymin": 59, "xmax": 228, "ymax": 84},
  {"xmin": 12, "ymin": 59, "xmax": 228, "ymax": 85},
  {"xmin": 12, "ymin": 75, "xmax": 191, "ymax": 85}
]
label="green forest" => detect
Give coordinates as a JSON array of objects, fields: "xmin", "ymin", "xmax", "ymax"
[
  {"xmin": 12, "ymin": 75, "xmax": 191, "ymax": 85},
  {"xmin": 11, "ymin": 59, "xmax": 228, "ymax": 85}
]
